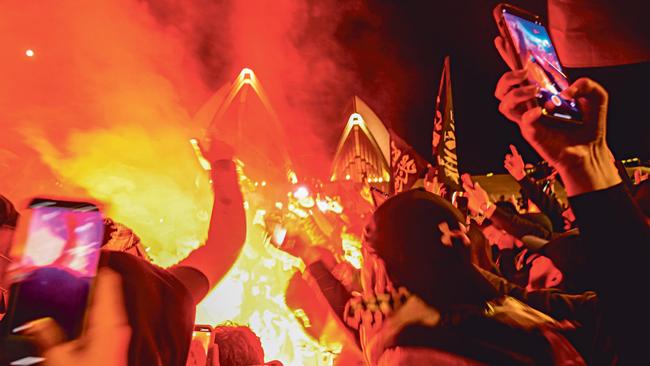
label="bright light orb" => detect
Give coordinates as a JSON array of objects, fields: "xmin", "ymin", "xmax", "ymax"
[
  {"xmin": 293, "ymin": 186, "xmax": 309, "ymax": 200},
  {"xmin": 25, "ymin": 49, "xmax": 35, "ymax": 57}
]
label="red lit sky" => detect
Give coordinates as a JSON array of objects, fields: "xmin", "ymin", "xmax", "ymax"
[{"xmin": 1, "ymin": 0, "xmax": 648, "ymax": 207}]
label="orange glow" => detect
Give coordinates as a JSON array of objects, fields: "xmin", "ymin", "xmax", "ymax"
[
  {"xmin": 194, "ymin": 167, "xmax": 346, "ymax": 365},
  {"xmin": 1, "ymin": 1, "xmax": 361, "ymax": 364},
  {"xmin": 189, "ymin": 138, "xmax": 212, "ymax": 171},
  {"xmin": 191, "ymin": 68, "xmax": 346, "ymax": 364},
  {"xmin": 293, "ymin": 186, "xmax": 309, "ymax": 200}
]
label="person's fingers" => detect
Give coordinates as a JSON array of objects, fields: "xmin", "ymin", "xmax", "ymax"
[
  {"xmin": 43, "ymin": 340, "xmax": 82, "ymax": 366},
  {"xmin": 520, "ymin": 107, "xmax": 543, "ymax": 127},
  {"xmin": 494, "ymin": 69, "xmax": 529, "ymax": 100},
  {"xmin": 509, "ymin": 144, "xmax": 520, "ymax": 157},
  {"xmin": 498, "ymin": 86, "xmax": 538, "ymax": 123},
  {"xmin": 474, "ymin": 182, "xmax": 485, "ymax": 195},
  {"xmin": 503, "ymin": 85, "xmax": 538, "ymax": 105},
  {"xmin": 88, "ymin": 269, "xmax": 129, "ymax": 331},
  {"xmin": 19, "ymin": 317, "xmax": 67, "ymax": 352},
  {"xmin": 560, "ymin": 77, "xmax": 608, "ymax": 106},
  {"xmin": 84, "ymin": 269, "xmax": 131, "ymax": 366},
  {"xmin": 498, "ymin": 101, "xmax": 531, "ymax": 124},
  {"xmin": 460, "ymin": 173, "xmax": 474, "ymax": 189},
  {"xmin": 494, "ymin": 36, "xmax": 516, "ymax": 70},
  {"xmin": 462, "ymin": 183, "xmax": 473, "ymax": 196}
]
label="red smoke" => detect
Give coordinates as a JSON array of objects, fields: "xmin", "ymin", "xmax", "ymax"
[{"xmin": 0, "ymin": 1, "xmax": 367, "ymax": 363}]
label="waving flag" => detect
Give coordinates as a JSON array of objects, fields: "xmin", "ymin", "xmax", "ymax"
[
  {"xmin": 390, "ymin": 130, "xmax": 429, "ymax": 194},
  {"xmin": 432, "ymin": 56, "xmax": 461, "ymax": 191}
]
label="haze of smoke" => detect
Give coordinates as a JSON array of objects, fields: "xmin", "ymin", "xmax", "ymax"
[
  {"xmin": 150, "ymin": 0, "xmax": 364, "ymax": 179},
  {"xmin": 1, "ymin": 0, "xmax": 376, "ymax": 364},
  {"xmin": 0, "ymin": 0, "xmax": 212, "ymax": 265}
]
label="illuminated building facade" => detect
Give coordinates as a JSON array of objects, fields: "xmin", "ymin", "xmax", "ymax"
[
  {"xmin": 330, "ymin": 96, "xmax": 391, "ymax": 194},
  {"xmin": 193, "ymin": 68, "xmax": 293, "ymax": 189}
]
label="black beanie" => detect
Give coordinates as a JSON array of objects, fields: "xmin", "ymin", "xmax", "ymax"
[{"xmin": 366, "ymin": 189, "xmax": 497, "ymax": 311}]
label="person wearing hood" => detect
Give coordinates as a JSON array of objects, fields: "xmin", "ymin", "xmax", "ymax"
[{"xmin": 345, "ymin": 189, "xmax": 584, "ymax": 365}]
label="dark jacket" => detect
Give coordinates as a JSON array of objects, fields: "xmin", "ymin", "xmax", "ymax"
[
  {"xmin": 517, "ymin": 177, "xmax": 567, "ymax": 232},
  {"xmin": 101, "ymin": 251, "xmax": 195, "ymax": 366},
  {"xmin": 479, "ymin": 267, "xmax": 615, "ymax": 365},
  {"xmin": 490, "ymin": 205, "xmax": 553, "ymax": 240},
  {"xmin": 567, "ymin": 183, "xmax": 650, "ymax": 364}
]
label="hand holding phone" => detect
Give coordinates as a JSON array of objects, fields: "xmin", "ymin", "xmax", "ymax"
[
  {"xmin": 187, "ymin": 324, "xmax": 214, "ymax": 366},
  {"xmin": 493, "ymin": 3, "xmax": 582, "ymax": 124},
  {"xmin": 7, "ymin": 269, "xmax": 130, "ymax": 366},
  {"xmin": 493, "ymin": 7, "xmax": 616, "ymax": 195},
  {"xmin": 4, "ymin": 198, "xmax": 104, "ymax": 343}
]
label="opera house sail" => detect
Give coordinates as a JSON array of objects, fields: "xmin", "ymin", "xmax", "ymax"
[
  {"xmin": 193, "ymin": 68, "xmax": 293, "ymax": 192},
  {"xmin": 330, "ymin": 96, "xmax": 391, "ymax": 194}
]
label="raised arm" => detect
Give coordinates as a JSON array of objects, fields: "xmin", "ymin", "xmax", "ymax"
[
  {"xmin": 505, "ymin": 145, "xmax": 567, "ymax": 232},
  {"xmin": 173, "ymin": 140, "xmax": 246, "ymax": 304},
  {"xmin": 494, "ymin": 40, "xmax": 650, "ymax": 361},
  {"xmin": 462, "ymin": 174, "xmax": 551, "ymax": 239},
  {"xmin": 517, "ymin": 176, "xmax": 567, "ymax": 231},
  {"xmin": 478, "ymin": 266, "xmax": 598, "ymax": 323}
]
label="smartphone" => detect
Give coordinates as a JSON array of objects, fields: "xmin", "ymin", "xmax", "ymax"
[
  {"xmin": 192, "ymin": 324, "xmax": 214, "ymax": 356},
  {"xmin": 452, "ymin": 193, "xmax": 469, "ymax": 218},
  {"xmin": 493, "ymin": 3, "xmax": 582, "ymax": 124},
  {"xmin": 4, "ymin": 198, "xmax": 104, "ymax": 342}
]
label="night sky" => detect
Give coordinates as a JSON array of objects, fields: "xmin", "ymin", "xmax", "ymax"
[{"xmin": 334, "ymin": 0, "xmax": 650, "ymax": 174}]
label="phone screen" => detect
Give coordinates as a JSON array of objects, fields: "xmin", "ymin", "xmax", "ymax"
[
  {"xmin": 5, "ymin": 199, "xmax": 104, "ymax": 340},
  {"xmin": 501, "ymin": 10, "xmax": 582, "ymax": 122},
  {"xmin": 187, "ymin": 325, "xmax": 213, "ymax": 365},
  {"xmin": 192, "ymin": 327, "xmax": 212, "ymax": 355}
]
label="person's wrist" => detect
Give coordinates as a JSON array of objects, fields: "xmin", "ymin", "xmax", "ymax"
[
  {"xmin": 210, "ymin": 159, "xmax": 235, "ymax": 173},
  {"xmin": 301, "ymin": 247, "xmax": 327, "ymax": 267},
  {"xmin": 483, "ymin": 201, "xmax": 497, "ymax": 218},
  {"xmin": 555, "ymin": 144, "xmax": 621, "ymax": 196},
  {"xmin": 513, "ymin": 170, "xmax": 526, "ymax": 181}
]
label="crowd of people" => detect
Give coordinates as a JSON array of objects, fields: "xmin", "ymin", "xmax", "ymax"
[{"xmin": 0, "ymin": 34, "xmax": 649, "ymax": 366}]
